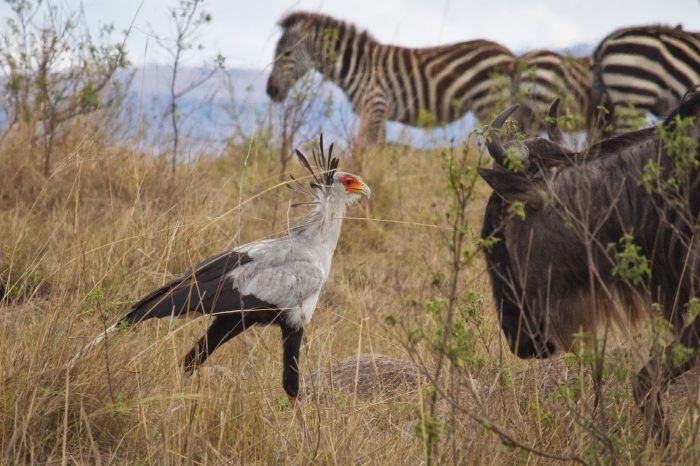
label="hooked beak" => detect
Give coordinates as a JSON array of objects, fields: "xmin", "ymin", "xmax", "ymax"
[{"xmin": 351, "ymin": 182, "xmax": 371, "ymax": 199}]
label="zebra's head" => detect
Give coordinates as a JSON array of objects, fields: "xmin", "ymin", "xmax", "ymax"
[{"xmin": 267, "ymin": 13, "xmax": 319, "ymax": 102}]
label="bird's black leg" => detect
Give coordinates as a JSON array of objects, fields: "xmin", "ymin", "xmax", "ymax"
[
  {"xmin": 183, "ymin": 314, "xmax": 246, "ymax": 376},
  {"xmin": 281, "ymin": 322, "xmax": 309, "ymax": 440},
  {"xmin": 281, "ymin": 322, "xmax": 304, "ymax": 402}
]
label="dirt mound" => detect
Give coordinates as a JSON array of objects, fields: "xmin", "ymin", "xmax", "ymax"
[{"xmin": 304, "ymin": 353, "xmax": 423, "ymax": 400}]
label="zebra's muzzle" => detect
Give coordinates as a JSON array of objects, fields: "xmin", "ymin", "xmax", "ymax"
[{"xmin": 266, "ymin": 82, "xmax": 282, "ymax": 102}]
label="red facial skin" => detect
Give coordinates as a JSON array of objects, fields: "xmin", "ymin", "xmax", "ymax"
[{"xmin": 339, "ymin": 175, "xmax": 364, "ymax": 193}]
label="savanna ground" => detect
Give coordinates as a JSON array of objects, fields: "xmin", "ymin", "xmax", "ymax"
[{"xmin": 1, "ymin": 106, "xmax": 700, "ymax": 466}]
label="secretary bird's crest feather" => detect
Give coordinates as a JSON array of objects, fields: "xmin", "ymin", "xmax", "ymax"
[{"xmin": 292, "ymin": 134, "xmax": 339, "ymax": 194}]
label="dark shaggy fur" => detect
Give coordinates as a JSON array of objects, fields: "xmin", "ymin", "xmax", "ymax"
[{"xmin": 480, "ymin": 87, "xmax": 700, "ymax": 445}]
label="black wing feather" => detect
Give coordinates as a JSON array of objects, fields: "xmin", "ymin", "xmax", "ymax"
[{"xmin": 121, "ymin": 250, "xmax": 259, "ymax": 324}]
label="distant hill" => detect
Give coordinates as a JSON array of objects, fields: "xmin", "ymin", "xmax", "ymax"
[
  {"xmin": 563, "ymin": 43, "xmax": 596, "ymax": 57},
  {"xmin": 127, "ymin": 43, "xmax": 596, "ymax": 150},
  {"xmin": 125, "ymin": 64, "xmax": 473, "ymax": 150},
  {"xmin": 514, "ymin": 42, "xmax": 595, "ymax": 57},
  {"xmin": 131, "ymin": 65, "xmax": 268, "ymax": 103},
  {"xmin": 124, "ymin": 65, "xmax": 279, "ymax": 151}
]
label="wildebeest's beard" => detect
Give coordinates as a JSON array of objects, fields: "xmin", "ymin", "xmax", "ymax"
[
  {"xmin": 480, "ymin": 86, "xmax": 700, "ymax": 445},
  {"xmin": 481, "ymin": 192, "xmax": 556, "ymax": 358},
  {"xmin": 481, "ymin": 92, "xmax": 700, "ymax": 349}
]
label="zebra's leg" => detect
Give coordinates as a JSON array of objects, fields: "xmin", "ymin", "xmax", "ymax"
[
  {"xmin": 632, "ymin": 313, "xmax": 700, "ymax": 446},
  {"xmin": 183, "ymin": 314, "xmax": 245, "ymax": 376},
  {"xmin": 358, "ymin": 117, "xmax": 383, "ymax": 145},
  {"xmin": 358, "ymin": 97, "xmax": 387, "ymax": 145}
]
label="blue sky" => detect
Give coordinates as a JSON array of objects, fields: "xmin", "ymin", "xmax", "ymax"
[{"xmin": 1, "ymin": 0, "xmax": 697, "ymax": 70}]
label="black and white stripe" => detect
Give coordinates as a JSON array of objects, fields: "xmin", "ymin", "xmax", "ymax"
[
  {"xmin": 590, "ymin": 24, "xmax": 700, "ymax": 134},
  {"xmin": 513, "ymin": 50, "xmax": 591, "ymax": 134},
  {"xmin": 267, "ymin": 12, "xmax": 516, "ymax": 142}
]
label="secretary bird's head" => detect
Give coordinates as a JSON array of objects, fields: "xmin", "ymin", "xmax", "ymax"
[{"xmin": 292, "ymin": 135, "xmax": 371, "ymax": 205}]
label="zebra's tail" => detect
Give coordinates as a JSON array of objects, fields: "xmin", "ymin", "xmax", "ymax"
[{"xmin": 68, "ymin": 323, "xmax": 122, "ymax": 369}]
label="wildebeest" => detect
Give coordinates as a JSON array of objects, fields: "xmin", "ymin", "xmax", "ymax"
[{"xmin": 479, "ymin": 87, "xmax": 700, "ymax": 445}]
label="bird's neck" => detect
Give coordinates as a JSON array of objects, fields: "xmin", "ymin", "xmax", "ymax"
[{"xmin": 292, "ymin": 192, "xmax": 347, "ymax": 252}]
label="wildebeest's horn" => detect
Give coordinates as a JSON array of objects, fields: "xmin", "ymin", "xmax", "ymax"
[
  {"xmin": 546, "ymin": 98, "xmax": 564, "ymax": 143},
  {"xmin": 486, "ymin": 104, "xmax": 520, "ymax": 167}
]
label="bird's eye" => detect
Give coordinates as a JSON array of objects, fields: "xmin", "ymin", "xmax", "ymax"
[
  {"xmin": 344, "ymin": 178, "xmax": 353, "ymax": 185},
  {"xmin": 283, "ymin": 50, "xmax": 292, "ymax": 57}
]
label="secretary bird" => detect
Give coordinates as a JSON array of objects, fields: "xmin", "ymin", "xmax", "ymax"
[{"xmin": 71, "ymin": 136, "xmax": 370, "ymax": 405}]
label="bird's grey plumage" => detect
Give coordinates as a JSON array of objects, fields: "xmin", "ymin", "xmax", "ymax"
[{"xmin": 70, "ymin": 136, "xmax": 370, "ymax": 401}]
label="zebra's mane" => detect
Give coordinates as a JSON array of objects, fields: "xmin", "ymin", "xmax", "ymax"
[
  {"xmin": 278, "ymin": 11, "xmax": 376, "ymax": 42},
  {"xmin": 600, "ymin": 24, "xmax": 696, "ymax": 42},
  {"xmin": 592, "ymin": 23, "xmax": 699, "ymax": 64}
]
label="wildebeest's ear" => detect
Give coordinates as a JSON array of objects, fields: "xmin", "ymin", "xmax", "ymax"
[
  {"xmin": 665, "ymin": 86, "xmax": 700, "ymax": 125},
  {"xmin": 678, "ymin": 86, "xmax": 700, "ymax": 119},
  {"xmin": 477, "ymin": 167, "xmax": 534, "ymax": 202}
]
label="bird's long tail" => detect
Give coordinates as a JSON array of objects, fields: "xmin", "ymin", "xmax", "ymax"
[{"xmin": 68, "ymin": 323, "xmax": 121, "ymax": 369}]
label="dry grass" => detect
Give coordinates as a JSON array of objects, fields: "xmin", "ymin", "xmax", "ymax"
[{"xmin": 1, "ymin": 117, "xmax": 699, "ymax": 465}]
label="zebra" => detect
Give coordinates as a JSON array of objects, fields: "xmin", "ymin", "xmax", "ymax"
[
  {"xmin": 512, "ymin": 50, "xmax": 591, "ymax": 135},
  {"xmin": 590, "ymin": 24, "xmax": 700, "ymax": 135},
  {"xmin": 266, "ymin": 11, "xmax": 516, "ymax": 143}
]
